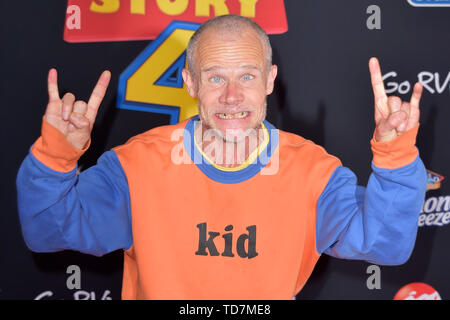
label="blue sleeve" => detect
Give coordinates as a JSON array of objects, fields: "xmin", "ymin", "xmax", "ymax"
[
  {"xmin": 315, "ymin": 155, "xmax": 427, "ymax": 265},
  {"xmin": 16, "ymin": 149, "xmax": 132, "ymax": 257}
]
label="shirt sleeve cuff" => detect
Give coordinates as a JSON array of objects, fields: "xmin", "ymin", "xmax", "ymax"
[
  {"xmin": 371, "ymin": 125, "xmax": 419, "ymax": 169},
  {"xmin": 30, "ymin": 117, "xmax": 90, "ymax": 172}
]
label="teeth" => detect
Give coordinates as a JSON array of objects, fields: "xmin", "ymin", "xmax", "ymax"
[
  {"xmin": 217, "ymin": 113, "xmax": 232, "ymax": 119},
  {"xmin": 236, "ymin": 111, "xmax": 248, "ymax": 118},
  {"xmin": 217, "ymin": 112, "xmax": 248, "ymax": 119}
]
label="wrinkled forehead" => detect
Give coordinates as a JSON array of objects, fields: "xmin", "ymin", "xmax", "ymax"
[{"xmin": 195, "ymin": 28, "xmax": 267, "ymax": 72}]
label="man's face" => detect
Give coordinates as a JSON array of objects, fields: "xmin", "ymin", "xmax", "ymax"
[{"xmin": 183, "ymin": 27, "xmax": 277, "ymax": 141}]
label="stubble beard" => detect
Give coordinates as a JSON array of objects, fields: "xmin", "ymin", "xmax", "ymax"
[{"xmin": 197, "ymin": 102, "xmax": 267, "ymax": 144}]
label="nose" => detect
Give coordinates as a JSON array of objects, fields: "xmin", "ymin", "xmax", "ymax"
[{"xmin": 219, "ymin": 81, "xmax": 244, "ymax": 105}]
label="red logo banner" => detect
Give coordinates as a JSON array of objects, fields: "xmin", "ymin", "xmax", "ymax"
[{"xmin": 64, "ymin": 0, "xmax": 288, "ymax": 43}]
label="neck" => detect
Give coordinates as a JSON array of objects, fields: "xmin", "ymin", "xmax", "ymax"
[{"xmin": 194, "ymin": 121, "xmax": 266, "ymax": 168}]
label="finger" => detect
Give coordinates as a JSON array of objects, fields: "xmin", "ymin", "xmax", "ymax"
[
  {"xmin": 376, "ymin": 111, "xmax": 407, "ymax": 141},
  {"xmin": 47, "ymin": 68, "xmax": 60, "ymax": 102},
  {"xmin": 86, "ymin": 71, "xmax": 111, "ymax": 123},
  {"xmin": 68, "ymin": 112, "xmax": 90, "ymax": 130},
  {"xmin": 72, "ymin": 100, "xmax": 88, "ymax": 115},
  {"xmin": 410, "ymin": 82, "xmax": 423, "ymax": 109},
  {"xmin": 400, "ymin": 100, "xmax": 411, "ymax": 116},
  {"xmin": 369, "ymin": 58, "xmax": 389, "ymax": 121},
  {"xmin": 398, "ymin": 104, "xmax": 410, "ymax": 134},
  {"xmin": 406, "ymin": 99, "xmax": 420, "ymax": 132},
  {"xmin": 406, "ymin": 82, "xmax": 422, "ymax": 132},
  {"xmin": 387, "ymin": 110, "xmax": 408, "ymax": 130},
  {"xmin": 61, "ymin": 93, "xmax": 75, "ymax": 121},
  {"xmin": 369, "ymin": 58, "xmax": 388, "ymax": 100},
  {"xmin": 387, "ymin": 96, "xmax": 402, "ymax": 113}
]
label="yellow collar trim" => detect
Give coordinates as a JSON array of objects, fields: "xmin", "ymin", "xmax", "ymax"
[{"xmin": 194, "ymin": 123, "xmax": 270, "ymax": 172}]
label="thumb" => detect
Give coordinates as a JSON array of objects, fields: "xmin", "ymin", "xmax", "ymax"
[
  {"xmin": 375, "ymin": 111, "xmax": 407, "ymax": 142},
  {"xmin": 66, "ymin": 113, "xmax": 91, "ymax": 150}
]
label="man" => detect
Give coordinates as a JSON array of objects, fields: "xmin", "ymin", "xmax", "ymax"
[{"xmin": 16, "ymin": 15, "xmax": 426, "ymax": 299}]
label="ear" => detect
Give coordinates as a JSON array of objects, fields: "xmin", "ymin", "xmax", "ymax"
[
  {"xmin": 265, "ymin": 65, "xmax": 278, "ymax": 95},
  {"xmin": 182, "ymin": 68, "xmax": 197, "ymax": 98}
]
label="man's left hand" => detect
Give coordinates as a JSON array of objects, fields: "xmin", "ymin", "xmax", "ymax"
[{"xmin": 369, "ymin": 57, "xmax": 423, "ymax": 142}]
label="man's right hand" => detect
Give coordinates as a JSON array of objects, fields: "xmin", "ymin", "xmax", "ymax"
[{"xmin": 44, "ymin": 68, "xmax": 111, "ymax": 150}]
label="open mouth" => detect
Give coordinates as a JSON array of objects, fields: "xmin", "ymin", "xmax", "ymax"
[{"xmin": 215, "ymin": 111, "xmax": 250, "ymax": 120}]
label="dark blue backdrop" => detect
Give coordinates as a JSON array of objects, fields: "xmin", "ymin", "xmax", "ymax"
[{"xmin": 1, "ymin": 0, "xmax": 449, "ymax": 300}]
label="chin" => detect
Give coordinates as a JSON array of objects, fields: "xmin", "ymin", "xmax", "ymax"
[{"xmin": 220, "ymin": 127, "xmax": 260, "ymax": 143}]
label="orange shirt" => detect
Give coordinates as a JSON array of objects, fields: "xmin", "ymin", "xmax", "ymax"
[{"xmin": 114, "ymin": 116, "xmax": 340, "ymax": 299}]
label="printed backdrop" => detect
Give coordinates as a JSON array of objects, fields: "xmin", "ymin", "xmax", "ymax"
[{"xmin": 1, "ymin": 0, "xmax": 449, "ymax": 300}]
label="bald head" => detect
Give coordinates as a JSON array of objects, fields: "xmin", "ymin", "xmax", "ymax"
[
  {"xmin": 181, "ymin": 14, "xmax": 278, "ymax": 144},
  {"xmin": 186, "ymin": 15, "xmax": 273, "ymax": 77}
]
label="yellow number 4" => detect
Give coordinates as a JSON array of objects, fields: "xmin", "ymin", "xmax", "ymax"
[{"xmin": 117, "ymin": 21, "xmax": 200, "ymax": 124}]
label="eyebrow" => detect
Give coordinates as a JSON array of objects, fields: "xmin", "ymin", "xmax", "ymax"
[{"xmin": 201, "ymin": 65, "xmax": 261, "ymax": 73}]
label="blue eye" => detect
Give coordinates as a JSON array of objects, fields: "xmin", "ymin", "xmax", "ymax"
[
  {"xmin": 242, "ymin": 74, "xmax": 254, "ymax": 81},
  {"xmin": 210, "ymin": 76, "xmax": 221, "ymax": 83}
]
